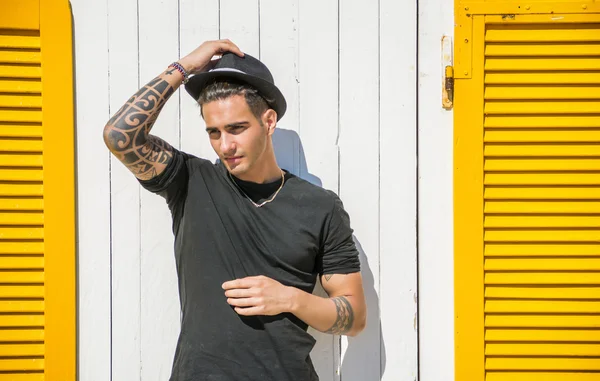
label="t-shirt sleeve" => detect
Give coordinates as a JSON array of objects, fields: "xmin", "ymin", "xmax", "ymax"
[
  {"xmin": 137, "ymin": 148, "xmax": 189, "ymax": 215},
  {"xmin": 317, "ymin": 194, "xmax": 361, "ymax": 275}
]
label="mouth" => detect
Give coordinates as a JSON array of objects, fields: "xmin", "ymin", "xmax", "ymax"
[{"xmin": 224, "ymin": 156, "xmax": 243, "ymax": 165}]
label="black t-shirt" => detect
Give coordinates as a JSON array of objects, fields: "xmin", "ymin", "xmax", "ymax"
[{"xmin": 139, "ymin": 149, "xmax": 361, "ymax": 381}]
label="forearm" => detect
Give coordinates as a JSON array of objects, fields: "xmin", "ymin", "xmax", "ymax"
[
  {"xmin": 102, "ymin": 65, "xmax": 184, "ymax": 176},
  {"xmin": 289, "ymin": 288, "xmax": 365, "ymax": 337}
]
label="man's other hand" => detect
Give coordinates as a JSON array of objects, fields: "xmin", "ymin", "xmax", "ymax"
[{"xmin": 222, "ymin": 275, "xmax": 294, "ymax": 316}]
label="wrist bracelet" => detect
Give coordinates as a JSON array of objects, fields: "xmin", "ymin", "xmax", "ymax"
[{"xmin": 168, "ymin": 61, "xmax": 189, "ymax": 84}]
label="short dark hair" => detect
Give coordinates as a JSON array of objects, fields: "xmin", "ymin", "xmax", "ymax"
[{"xmin": 197, "ymin": 80, "xmax": 273, "ymax": 122}]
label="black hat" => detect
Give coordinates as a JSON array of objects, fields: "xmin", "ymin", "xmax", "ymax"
[{"xmin": 184, "ymin": 52, "xmax": 287, "ymax": 120}]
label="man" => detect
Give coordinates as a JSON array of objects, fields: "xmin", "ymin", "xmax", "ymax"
[{"xmin": 103, "ymin": 39, "xmax": 366, "ymax": 381}]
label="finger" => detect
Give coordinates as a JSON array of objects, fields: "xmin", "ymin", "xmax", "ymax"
[
  {"xmin": 224, "ymin": 288, "xmax": 254, "ymax": 298},
  {"xmin": 218, "ymin": 40, "xmax": 244, "ymax": 57},
  {"xmin": 227, "ymin": 297, "xmax": 259, "ymax": 307},
  {"xmin": 234, "ymin": 306, "xmax": 263, "ymax": 316},
  {"xmin": 222, "ymin": 280, "xmax": 240, "ymax": 290},
  {"xmin": 222, "ymin": 277, "xmax": 255, "ymax": 290}
]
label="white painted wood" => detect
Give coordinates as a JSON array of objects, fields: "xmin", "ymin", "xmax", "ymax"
[
  {"xmin": 418, "ymin": 0, "xmax": 456, "ymax": 379},
  {"xmin": 107, "ymin": 0, "xmax": 141, "ymax": 379},
  {"xmin": 379, "ymin": 0, "xmax": 419, "ymax": 380},
  {"xmin": 179, "ymin": 0, "xmax": 220, "ymax": 160},
  {"xmin": 297, "ymin": 0, "xmax": 341, "ymax": 379},
  {"xmin": 297, "ymin": 0, "xmax": 340, "ymax": 193},
  {"xmin": 260, "ymin": 0, "xmax": 300, "ymax": 176},
  {"xmin": 74, "ymin": 1, "xmax": 429, "ymax": 380},
  {"xmin": 70, "ymin": 1, "xmax": 112, "ymax": 380},
  {"xmin": 338, "ymin": 0, "xmax": 381, "ymax": 380},
  {"xmin": 220, "ymin": 0, "xmax": 260, "ymax": 58},
  {"xmin": 137, "ymin": 1, "xmax": 182, "ymax": 379}
]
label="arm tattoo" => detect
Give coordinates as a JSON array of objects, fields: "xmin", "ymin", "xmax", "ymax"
[
  {"xmin": 325, "ymin": 296, "xmax": 355, "ymax": 335},
  {"xmin": 324, "ymin": 274, "xmax": 333, "ymax": 282},
  {"xmin": 104, "ymin": 76, "xmax": 175, "ymax": 179}
]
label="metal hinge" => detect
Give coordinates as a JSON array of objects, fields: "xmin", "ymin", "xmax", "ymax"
[{"xmin": 443, "ymin": 65, "xmax": 454, "ymax": 109}]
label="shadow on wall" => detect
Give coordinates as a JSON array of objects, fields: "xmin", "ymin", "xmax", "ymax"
[
  {"xmin": 343, "ymin": 239, "xmax": 386, "ymax": 380},
  {"xmin": 272, "ymin": 128, "xmax": 322, "ymax": 187},
  {"xmin": 273, "ymin": 128, "xmax": 386, "ymax": 380}
]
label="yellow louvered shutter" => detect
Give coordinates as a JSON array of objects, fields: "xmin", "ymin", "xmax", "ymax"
[
  {"xmin": 0, "ymin": 0, "xmax": 75, "ymax": 380},
  {"xmin": 455, "ymin": 3, "xmax": 600, "ymax": 381}
]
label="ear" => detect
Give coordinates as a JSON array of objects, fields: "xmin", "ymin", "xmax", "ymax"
[{"xmin": 262, "ymin": 109, "xmax": 277, "ymax": 136}]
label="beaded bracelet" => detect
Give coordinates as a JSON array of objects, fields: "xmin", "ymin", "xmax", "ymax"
[{"xmin": 168, "ymin": 62, "xmax": 189, "ymax": 84}]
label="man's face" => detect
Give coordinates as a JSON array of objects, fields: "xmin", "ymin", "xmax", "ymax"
[{"xmin": 203, "ymin": 95, "xmax": 271, "ymax": 178}]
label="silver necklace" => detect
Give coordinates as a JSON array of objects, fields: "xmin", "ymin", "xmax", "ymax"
[{"xmin": 228, "ymin": 170, "xmax": 285, "ymax": 208}]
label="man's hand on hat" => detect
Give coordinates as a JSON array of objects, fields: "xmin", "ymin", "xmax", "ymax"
[
  {"xmin": 177, "ymin": 39, "xmax": 244, "ymax": 75},
  {"xmin": 222, "ymin": 275, "xmax": 295, "ymax": 316}
]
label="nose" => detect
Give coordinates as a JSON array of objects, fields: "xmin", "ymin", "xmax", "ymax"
[{"xmin": 220, "ymin": 133, "xmax": 236, "ymax": 156}]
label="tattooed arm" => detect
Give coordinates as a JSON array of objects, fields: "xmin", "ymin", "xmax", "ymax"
[
  {"xmin": 222, "ymin": 272, "xmax": 366, "ymax": 337},
  {"xmin": 103, "ymin": 39, "xmax": 244, "ymax": 180},
  {"xmin": 221, "ymin": 272, "xmax": 366, "ymax": 336},
  {"xmin": 292, "ymin": 272, "xmax": 366, "ymax": 336},
  {"xmin": 103, "ymin": 71, "xmax": 180, "ymax": 180}
]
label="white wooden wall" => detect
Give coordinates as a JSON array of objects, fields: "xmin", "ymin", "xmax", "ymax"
[{"xmin": 70, "ymin": 0, "xmax": 423, "ymax": 380}]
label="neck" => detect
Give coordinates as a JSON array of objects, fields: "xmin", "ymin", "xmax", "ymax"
[{"xmin": 235, "ymin": 156, "xmax": 281, "ymax": 184}]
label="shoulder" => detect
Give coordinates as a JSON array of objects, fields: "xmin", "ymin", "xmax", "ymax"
[
  {"xmin": 180, "ymin": 152, "xmax": 207, "ymax": 166},
  {"xmin": 183, "ymin": 154, "xmax": 221, "ymax": 174},
  {"xmin": 285, "ymin": 173, "xmax": 341, "ymax": 210}
]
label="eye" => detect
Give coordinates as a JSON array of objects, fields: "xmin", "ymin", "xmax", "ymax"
[
  {"xmin": 229, "ymin": 125, "xmax": 246, "ymax": 134},
  {"xmin": 207, "ymin": 130, "xmax": 220, "ymax": 139}
]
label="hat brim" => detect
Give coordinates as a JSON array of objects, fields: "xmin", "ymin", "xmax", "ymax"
[{"xmin": 184, "ymin": 70, "xmax": 287, "ymax": 121}]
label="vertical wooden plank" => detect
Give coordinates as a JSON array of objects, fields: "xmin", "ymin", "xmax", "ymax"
[
  {"xmin": 70, "ymin": 0, "xmax": 112, "ymax": 380},
  {"xmin": 297, "ymin": 0, "xmax": 340, "ymax": 379},
  {"xmin": 259, "ymin": 0, "xmax": 300, "ymax": 176},
  {"xmin": 220, "ymin": 0, "xmax": 260, "ymax": 57},
  {"xmin": 379, "ymin": 0, "xmax": 419, "ymax": 379},
  {"xmin": 138, "ymin": 0, "xmax": 181, "ymax": 379},
  {"xmin": 180, "ymin": 0, "xmax": 220, "ymax": 159},
  {"xmin": 417, "ymin": 0, "xmax": 458, "ymax": 378},
  {"xmin": 454, "ymin": 15, "xmax": 485, "ymax": 381},
  {"xmin": 107, "ymin": 0, "xmax": 141, "ymax": 379},
  {"xmin": 338, "ymin": 0, "xmax": 381, "ymax": 380},
  {"xmin": 40, "ymin": 0, "xmax": 76, "ymax": 379},
  {"xmin": 296, "ymin": 0, "xmax": 340, "ymax": 193}
]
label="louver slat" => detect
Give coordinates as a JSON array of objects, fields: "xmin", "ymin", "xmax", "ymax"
[
  {"xmin": 486, "ymin": 26, "xmax": 600, "ymax": 42},
  {"xmin": 486, "ymin": 329, "xmax": 600, "ymax": 341},
  {"xmin": 486, "ymin": 357, "xmax": 600, "ymax": 371},
  {"xmin": 486, "ymin": 72, "xmax": 600, "ymax": 84},
  {"xmin": 485, "ymin": 144, "xmax": 600, "ymax": 157},
  {"xmin": 0, "ymin": 376, "xmax": 43, "ymax": 381},
  {"xmin": 483, "ymin": 22, "xmax": 600, "ymax": 377},
  {"xmin": 0, "ymin": 26, "xmax": 45, "ymax": 378},
  {"xmin": 485, "ymin": 258, "xmax": 600, "ymax": 270},
  {"xmin": 485, "ymin": 243, "xmax": 600, "ymax": 256},
  {"xmin": 485, "ymin": 286, "xmax": 600, "ymax": 299},
  {"xmin": 487, "ymin": 373, "xmax": 600, "ymax": 381},
  {"xmin": 485, "ymin": 187, "xmax": 600, "ymax": 200},
  {"xmin": 486, "ymin": 43, "xmax": 600, "ymax": 56},
  {"xmin": 485, "ymin": 115, "xmax": 600, "ymax": 128},
  {"xmin": 485, "ymin": 86, "xmax": 600, "ymax": 99}
]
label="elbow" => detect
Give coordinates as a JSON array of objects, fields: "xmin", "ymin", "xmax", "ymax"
[
  {"xmin": 102, "ymin": 125, "xmax": 114, "ymax": 150},
  {"xmin": 103, "ymin": 124, "xmax": 122, "ymax": 153},
  {"xmin": 346, "ymin": 309, "xmax": 367, "ymax": 337}
]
